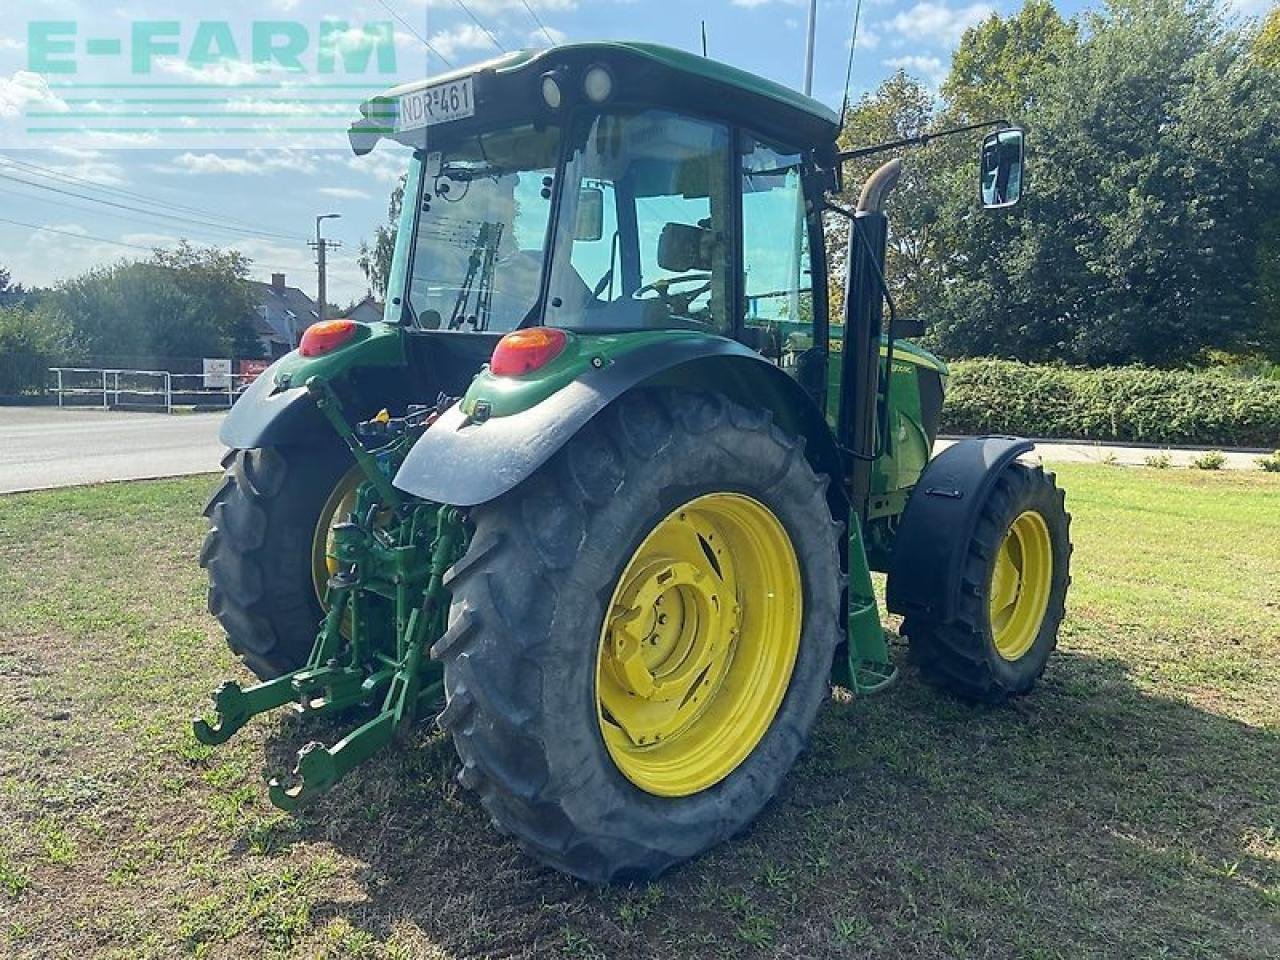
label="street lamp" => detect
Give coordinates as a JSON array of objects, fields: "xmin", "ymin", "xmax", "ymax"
[{"xmin": 312, "ymin": 213, "xmax": 342, "ymax": 324}]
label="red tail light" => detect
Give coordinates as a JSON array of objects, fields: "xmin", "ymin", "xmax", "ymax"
[
  {"xmin": 300, "ymin": 319, "xmax": 358, "ymax": 357},
  {"xmin": 490, "ymin": 327, "xmax": 568, "ymax": 376}
]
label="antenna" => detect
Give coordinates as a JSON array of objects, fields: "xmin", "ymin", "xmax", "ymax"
[
  {"xmin": 838, "ymin": 0, "xmax": 865, "ymax": 128},
  {"xmin": 701, "ymin": 20, "xmax": 708, "ymax": 57},
  {"xmin": 803, "ymin": 0, "xmax": 817, "ymax": 95}
]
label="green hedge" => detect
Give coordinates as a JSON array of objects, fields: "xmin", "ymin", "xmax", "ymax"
[{"xmin": 940, "ymin": 360, "xmax": 1280, "ymax": 448}]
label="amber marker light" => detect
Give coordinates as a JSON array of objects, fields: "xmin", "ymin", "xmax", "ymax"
[
  {"xmin": 299, "ymin": 319, "xmax": 358, "ymax": 357},
  {"xmin": 489, "ymin": 327, "xmax": 569, "ymax": 376}
]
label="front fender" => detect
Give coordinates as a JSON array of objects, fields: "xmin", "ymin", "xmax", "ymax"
[
  {"xmin": 394, "ymin": 334, "xmax": 845, "ymax": 514},
  {"xmin": 885, "ymin": 435, "xmax": 1035, "ymax": 622}
]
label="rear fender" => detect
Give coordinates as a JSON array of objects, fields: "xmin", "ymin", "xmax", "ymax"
[
  {"xmin": 220, "ymin": 323, "xmax": 407, "ymax": 450},
  {"xmin": 885, "ymin": 436, "xmax": 1035, "ymax": 622},
  {"xmin": 394, "ymin": 336, "xmax": 847, "ymax": 520}
]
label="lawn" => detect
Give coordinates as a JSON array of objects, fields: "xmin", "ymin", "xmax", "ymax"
[{"xmin": 0, "ymin": 463, "xmax": 1276, "ymax": 959}]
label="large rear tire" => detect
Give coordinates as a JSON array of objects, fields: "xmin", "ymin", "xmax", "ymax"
[
  {"xmin": 434, "ymin": 390, "xmax": 842, "ymax": 882},
  {"xmin": 904, "ymin": 462, "xmax": 1071, "ymax": 703},
  {"xmin": 200, "ymin": 444, "xmax": 355, "ymax": 680}
]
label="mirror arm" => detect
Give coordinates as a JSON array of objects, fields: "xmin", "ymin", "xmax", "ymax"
[{"xmin": 836, "ymin": 118, "xmax": 1012, "ymax": 165}]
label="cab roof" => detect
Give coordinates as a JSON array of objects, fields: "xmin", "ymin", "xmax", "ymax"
[{"xmin": 351, "ymin": 41, "xmax": 841, "ymax": 156}]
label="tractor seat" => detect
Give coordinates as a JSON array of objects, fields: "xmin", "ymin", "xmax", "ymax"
[{"xmin": 657, "ymin": 221, "xmax": 713, "ymax": 272}]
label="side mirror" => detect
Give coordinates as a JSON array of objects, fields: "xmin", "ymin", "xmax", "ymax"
[
  {"xmin": 574, "ymin": 186, "xmax": 605, "ymax": 241},
  {"xmin": 979, "ymin": 128, "xmax": 1025, "ymax": 209}
]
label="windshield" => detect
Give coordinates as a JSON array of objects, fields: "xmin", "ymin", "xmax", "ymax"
[{"xmin": 404, "ymin": 124, "xmax": 561, "ymax": 333}]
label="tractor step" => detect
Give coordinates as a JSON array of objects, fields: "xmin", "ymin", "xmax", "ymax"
[{"xmin": 834, "ymin": 519, "xmax": 900, "ymax": 695}]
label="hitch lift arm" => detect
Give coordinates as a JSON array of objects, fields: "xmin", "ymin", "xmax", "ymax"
[{"xmin": 193, "ymin": 380, "xmax": 467, "ymax": 809}]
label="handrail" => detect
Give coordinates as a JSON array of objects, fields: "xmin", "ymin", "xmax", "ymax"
[{"xmin": 48, "ymin": 366, "xmax": 260, "ymax": 413}]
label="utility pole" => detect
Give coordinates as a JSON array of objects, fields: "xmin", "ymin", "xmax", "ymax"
[
  {"xmin": 310, "ymin": 213, "xmax": 342, "ymax": 324},
  {"xmin": 803, "ymin": 0, "xmax": 817, "ymax": 95}
]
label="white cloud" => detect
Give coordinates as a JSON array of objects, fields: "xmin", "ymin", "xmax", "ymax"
[
  {"xmin": 527, "ymin": 26, "xmax": 569, "ymax": 47},
  {"xmin": 1223, "ymin": 0, "xmax": 1272, "ymax": 16},
  {"xmin": 323, "ymin": 24, "xmax": 396, "ymax": 59},
  {"xmin": 427, "ymin": 23, "xmax": 502, "ymax": 61},
  {"xmin": 231, "ymin": 236, "xmax": 368, "ymax": 303},
  {"xmin": 166, "ymin": 149, "xmax": 319, "ymax": 176},
  {"xmin": 855, "ymin": 25, "xmax": 881, "ymax": 50},
  {"xmin": 11, "ymin": 148, "xmax": 131, "ymax": 188},
  {"xmin": 885, "ymin": 54, "xmax": 946, "ymax": 85},
  {"xmin": 169, "ymin": 153, "xmax": 260, "ymax": 175},
  {"xmin": 0, "ymin": 71, "xmax": 67, "ymax": 119},
  {"xmin": 3, "ymin": 222, "xmax": 369, "ymax": 305},
  {"xmin": 154, "ymin": 56, "xmax": 262, "ymax": 86},
  {"xmin": 319, "ymin": 186, "xmax": 373, "ymax": 200},
  {"xmin": 222, "ymin": 98, "xmax": 350, "ymax": 117},
  {"xmin": 886, "ymin": 2, "xmax": 993, "ymax": 47},
  {"xmin": 10, "ymin": 222, "xmax": 150, "ymax": 287},
  {"xmin": 409, "ymin": 0, "xmax": 576, "ymax": 10},
  {"xmin": 0, "ymin": 36, "xmax": 26, "ymax": 53},
  {"xmin": 346, "ymin": 147, "xmax": 411, "ymax": 185}
]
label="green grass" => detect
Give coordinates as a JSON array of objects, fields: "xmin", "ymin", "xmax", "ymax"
[{"xmin": 0, "ymin": 464, "xmax": 1276, "ymax": 958}]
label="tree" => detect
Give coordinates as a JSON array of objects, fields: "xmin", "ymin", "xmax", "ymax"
[
  {"xmin": 358, "ymin": 175, "xmax": 407, "ymax": 300},
  {"xmin": 48, "ymin": 242, "xmax": 263, "ymax": 360},
  {"xmin": 1256, "ymin": 5, "xmax": 1280, "ymax": 70},
  {"xmin": 929, "ymin": 0, "xmax": 1280, "ymax": 365},
  {"xmin": 944, "ymin": 0, "xmax": 1077, "ymax": 121},
  {"xmin": 151, "ymin": 243, "xmax": 261, "ymax": 357},
  {"xmin": 1253, "ymin": 6, "xmax": 1280, "ymax": 358},
  {"xmin": 0, "ymin": 305, "xmax": 64, "ymax": 395},
  {"xmin": 0, "ymin": 263, "xmax": 27, "ymax": 301},
  {"xmin": 827, "ymin": 71, "xmax": 963, "ymax": 325}
]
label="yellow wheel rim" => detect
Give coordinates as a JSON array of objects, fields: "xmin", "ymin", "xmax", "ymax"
[
  {"xmin": 596, "ymin": 493, "xmax": 803, "ymax": 797},
  {"xmin": 988, "ymin": 510, "xmax": 1053, "ymax": 661},
  {"xmin": 311, "ymin": 465, "xmax": 363, "ymax": 606}
]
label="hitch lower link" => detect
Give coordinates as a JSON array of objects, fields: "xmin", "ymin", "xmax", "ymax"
[{"xmin": 194, "ymin": 386, "xmax": 465, "ymax": 809}]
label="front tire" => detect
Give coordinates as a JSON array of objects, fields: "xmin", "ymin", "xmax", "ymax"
[
  {"xmin": 200, "ymin": 443, "xmax": 356, "ymax": 680},
  {"xmin": 434, "ymin": 390, "xmax": 841, "ymax": 882},
  {"xmin": 904, "ymin": 462, "xmax": 1071, "ymax": 703}
]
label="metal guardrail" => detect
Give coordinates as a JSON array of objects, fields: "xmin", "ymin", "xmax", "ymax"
[{"xmin": 49, "ymin": 367, "xmax": 259, "ymax": 413}]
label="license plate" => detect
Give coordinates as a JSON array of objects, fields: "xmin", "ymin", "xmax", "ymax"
[{"xmin": 396, "ymin": 77, "xmax": 475, "ymax": 134}]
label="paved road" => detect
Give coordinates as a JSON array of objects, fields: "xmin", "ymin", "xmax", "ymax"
[
  {"xmin": 0, "ymin": 407, "xmax": 1265, "ymax": 495},
  {"xmin": 934, "ymin": 438, "xmax": 1263, "ymax": 470},
  {"xmin": 0, "ymin": 407, "xmax": 228, "ymax": 494}
]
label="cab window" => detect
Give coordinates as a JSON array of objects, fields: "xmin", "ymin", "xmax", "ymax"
[
  {"xmin": 740, "ymin": 138, "xmax": 814, "ymax": 365},
  {"xmin": 549, "ymin": 110, "xmax": 735, "ymax": 333},
  {"xmin": 740, "ymin": 136, "xmax": 827, "ymax": 408}
]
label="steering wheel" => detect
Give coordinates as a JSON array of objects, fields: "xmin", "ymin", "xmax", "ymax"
[{"xmin": 634, "ymin": 273, "xmax": 713, "ymax": 316}]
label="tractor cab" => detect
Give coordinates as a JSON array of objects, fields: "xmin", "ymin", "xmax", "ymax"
[{"xmin": 351, "ymin": 43, "xmax": 841, "ymax": 407}]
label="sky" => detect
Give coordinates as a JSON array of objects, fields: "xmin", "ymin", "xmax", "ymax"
[{"xmin": 0, "ymin": 0, "xmax": 1270, "ymax": 306}]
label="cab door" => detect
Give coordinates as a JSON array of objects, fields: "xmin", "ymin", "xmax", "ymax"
[{"xmin": 738, "ymin": 135, "xmax": 827, "ymax": 410}]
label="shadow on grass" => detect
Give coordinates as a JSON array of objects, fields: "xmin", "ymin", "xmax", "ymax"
[{"xmin": 257, "ymin": 646, "xmax": 1278, "ymax": 959}]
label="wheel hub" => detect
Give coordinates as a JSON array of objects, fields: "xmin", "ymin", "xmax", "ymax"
[
  {"xmin": 988, "ymin": 509, "xmax": 1053, "ymax": 661},
  {"xmin": 596, "ymin": 494, "xmax": 801, "ymax": 797},
  {"xmin": 603, "ymin": 554, "xmax": 742, "ymax": 743}
]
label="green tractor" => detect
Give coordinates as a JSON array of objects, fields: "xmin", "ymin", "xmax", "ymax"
[{"xmin": 196, "ymin": 43, "xmax": 1070, "ymax": 882}]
